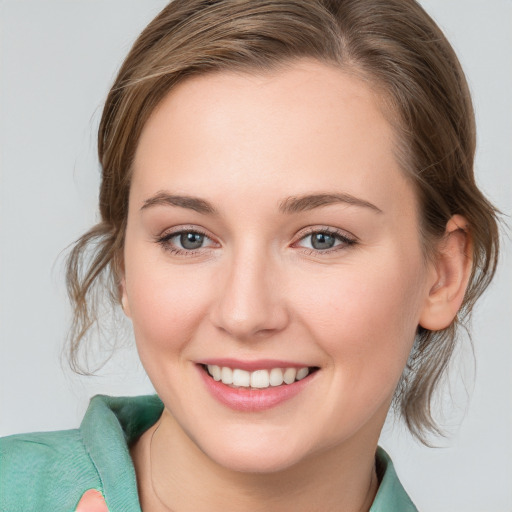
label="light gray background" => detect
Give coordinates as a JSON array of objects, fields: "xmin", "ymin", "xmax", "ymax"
[{"xmin": 0, "ymin": 1, "xmax": 511, "ymax": 511}]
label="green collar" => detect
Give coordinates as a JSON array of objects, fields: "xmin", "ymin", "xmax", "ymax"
[
  {"xmin": 80, "ymin": 395, "xmax": 417, "ymax": 511},
  {"xmin": 80, "ymin": 394, "xmax": 163, "ymax": 511}
]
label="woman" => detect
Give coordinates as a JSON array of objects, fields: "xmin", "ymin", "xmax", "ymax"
[{"xmin": 0, "ymin": 1, "xmax": 504, "ymax": 511}]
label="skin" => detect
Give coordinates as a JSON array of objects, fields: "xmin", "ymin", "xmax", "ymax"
[{"xmin": 122, "ymin": 59, "xmax": 471, "ymax": 512}]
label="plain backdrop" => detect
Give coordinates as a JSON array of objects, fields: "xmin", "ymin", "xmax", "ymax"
[{"xmin": 0, "ymin": 1, "xmax": 511, "ymax": 511}]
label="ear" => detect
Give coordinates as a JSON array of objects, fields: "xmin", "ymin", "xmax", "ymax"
[
  {"xmin": 419, "ymin": 215, "xmax": 472, "ymax": 331},
  {"xmin": 119, "ymin": 278, "xmax": 132, "ymax": 318},
  {"xmin": 115, "ymin": 251, "xmax": 132, "ymax": 318}
]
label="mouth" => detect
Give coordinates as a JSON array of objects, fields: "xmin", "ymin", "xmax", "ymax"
[
  {"xmin": 201, "ymin": 364, "xmax": 319, "ymax": 389},
  {"xmin": 196, "ymin": 358, "xmax": 320, "ymax": 411}
]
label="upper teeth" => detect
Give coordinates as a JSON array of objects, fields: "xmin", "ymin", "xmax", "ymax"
[{"xmin": 206, "ymin": 365, "xmax": 310, "ymax": 389}]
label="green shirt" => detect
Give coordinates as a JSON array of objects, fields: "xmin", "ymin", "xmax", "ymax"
[{"xmin": 0, "ymin": 395, "xmax": 418, "ymax": 511}]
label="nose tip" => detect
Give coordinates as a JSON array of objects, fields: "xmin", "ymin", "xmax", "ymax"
[
  {"xmin": 215, "ymin": 304, "xmax": 288, "ymax": 340},
  {"xmin": 210, "ymin": 255, "xmax": 289, "ymax": 340}
]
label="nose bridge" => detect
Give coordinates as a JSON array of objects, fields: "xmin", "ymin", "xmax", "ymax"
[{"xmin": 211, "ymin": 239, "xmax": 288, "ymax": 339}]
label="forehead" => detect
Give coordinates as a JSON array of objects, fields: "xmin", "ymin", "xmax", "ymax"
[{"xmin": 131, "ymin": 59, "xmax": 414, "ymax": 217}]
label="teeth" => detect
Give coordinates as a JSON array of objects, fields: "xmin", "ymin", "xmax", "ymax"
[
  {"xmin": 232, "ymin": 369, "xmax": 250, "ymax": 387},
  {"xmin": 283, "ymin": 368, "xmax": 297, "ymax": 384},
  {"xmin": 251, "ymin": 370, "xmax": 269, "ymax": 388},
  {"xmin": 221, "ymin": 366, "xmax": 233, "ymax": 385},
  {"xmin": 207, "ymin": 365, "xmax": 221, "ymax": 381},
  {"xmin": 296, "ymin": 367, "xmax": 309, "ymax": 380},
  {"xmin": 269, "ymin": 368, "xmax": 284, "ymax": 387},
  {"xmin": 206, "ymin": 365, "xmax": 311, "ymax": 389}
]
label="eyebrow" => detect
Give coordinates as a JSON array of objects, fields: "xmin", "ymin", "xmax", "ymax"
[
  {"xmin": 278, "ymin": 193, "xmax": 383, "ymax": 214},
  {"xmin": 141, "ymin": 191, "xmax": 218, "ymax": 215},
  {"xmin": 140, "ymin": 191, "xmax": 382, "ymax": 215}
]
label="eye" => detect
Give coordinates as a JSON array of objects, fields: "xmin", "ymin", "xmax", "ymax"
[
  {"xmin": 295, "ymin": 228, "xmax": 357, "ymax": 253},
  {"xmin": 156, "ymin": 228, "xmax": 217, "ymax": 255},
  {"xmin": 178, "ymin": 232, "xmax": 206, "ymax": 250}
]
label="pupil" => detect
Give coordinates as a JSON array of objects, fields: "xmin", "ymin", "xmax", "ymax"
[
  {"xmin": 311, "ymin": 233, "xmax": 335, "ymax": 250},
  {"xmin": 180, "ymin": 232, "xmax": 204, "ymax": 250}
]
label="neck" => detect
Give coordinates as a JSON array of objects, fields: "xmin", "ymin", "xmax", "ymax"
[{"xmin": 131, "ymin": 409, "xmax": 380, "ymax": 512}]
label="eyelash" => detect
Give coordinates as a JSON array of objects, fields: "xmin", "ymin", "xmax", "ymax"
[
  {"xmin": 155, "ymin": 226, "xmax": 357, "ymax": 257},
  {"xmin": 294, "ymin": 227, "xmax": 357, "ymax": 255},
  {"xmin": 156, "ymin": 227, "xmax": 214, "ymax": 256}
]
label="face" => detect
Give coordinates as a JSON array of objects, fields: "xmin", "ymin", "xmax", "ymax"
[{"xmin": 122, "ymin": 59, "xmax": 436, "ymax": 473}]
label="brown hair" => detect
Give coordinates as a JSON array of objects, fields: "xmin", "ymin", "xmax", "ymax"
[{"xmin": 66, "ymin": 0, "xmax": 500, "ymax": 443}]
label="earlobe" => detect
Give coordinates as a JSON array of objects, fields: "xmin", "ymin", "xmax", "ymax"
[
  {"xmin": 419, "ymin": 215, "xmax": 472, "ymax": 331},
  {"xmin": 115, "ymin": 251, "xmax": 131, "ymax": 318},
  {"xmin": 119, "ymin": 278, "xmax": 132, "ymax": 318}
]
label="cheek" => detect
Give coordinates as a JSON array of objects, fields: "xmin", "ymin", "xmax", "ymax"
[
  {"xmin": 291, "ymin": 255, "xmax": 425, "ymax": 386},
  {"xmin": 123, "ymin": 246, "xmax": 213, "ymax": 359}
]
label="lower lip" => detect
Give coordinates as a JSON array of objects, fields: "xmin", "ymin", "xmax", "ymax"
[{"xmin": 198, "ymin": 366, "xmax": 316, "ymax": 412}]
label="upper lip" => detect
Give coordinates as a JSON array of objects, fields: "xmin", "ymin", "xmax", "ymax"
[{"xmin": 197, "ymin": 358, "xmax": 314, "ymax": 371}]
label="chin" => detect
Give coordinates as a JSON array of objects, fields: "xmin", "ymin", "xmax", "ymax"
[
  {"xmin": 209, "ymin": 445, "xmax": 305, "ymax": 474},
  {"xmin": 194, "ymin": 426, "xmax": 317, "ymax": 474}
]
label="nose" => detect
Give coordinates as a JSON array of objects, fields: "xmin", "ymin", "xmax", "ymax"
[{"xmin": 210, "ymin": 246, "xmax": 290, "ymax": 340}]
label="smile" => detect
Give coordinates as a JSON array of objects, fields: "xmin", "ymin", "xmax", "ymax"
[
  {"xmin": 205, "ymin": 365, "xmax": 311, "ymax": 389},
  {"xmin": 198, "ymin": 362, "xmax": 319, "ymax": 412}
]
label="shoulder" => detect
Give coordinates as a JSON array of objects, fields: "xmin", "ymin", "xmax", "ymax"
[
  {"xmin": 370, "ymin": 446, "xmax": 418, "ymax": 512},
  {"xmin": 0, "ymin": 395, "xmax": 163, "ymax": 512},
  {"xmin": 0, "ymin": 428, "xmax": 101, "ymax": 512}
]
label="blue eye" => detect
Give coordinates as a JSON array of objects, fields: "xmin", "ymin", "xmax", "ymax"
[
  {"xmin": 157, "ymin": 227, "xmax": 355, "ymax": 256},
  {"xmin": 157, "ymin": 228, "xmax": 215, "ymax": 254},
  {"xmin": 310, "ymin": 232, "xmax": 337, "ymax": 250},
  {"xmin": 179, "ymin": 232, "xmax": 205, "ymax": 250},
  {"xmin": 297, "ymin": 229, "xmax": 356, "ymax": 252}
]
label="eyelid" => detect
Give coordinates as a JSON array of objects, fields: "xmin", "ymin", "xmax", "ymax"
[
  {"xmin": 292, "ymin": 226, "xmax": 358, "ymax": 253},
  {"xmin": 295, "ymin": 225, "xmax": 357, "ymax": 240},
  {"xmin": 155, "ymin": 225, "xmax": 219, "ymax": 255},
  {"xmin": 154, "ymin": 224, "xmax": 357, "ymax": 257},
  {"xmin": 157, "ymin": 224, "xmax": 211, "ymax": 240}
]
